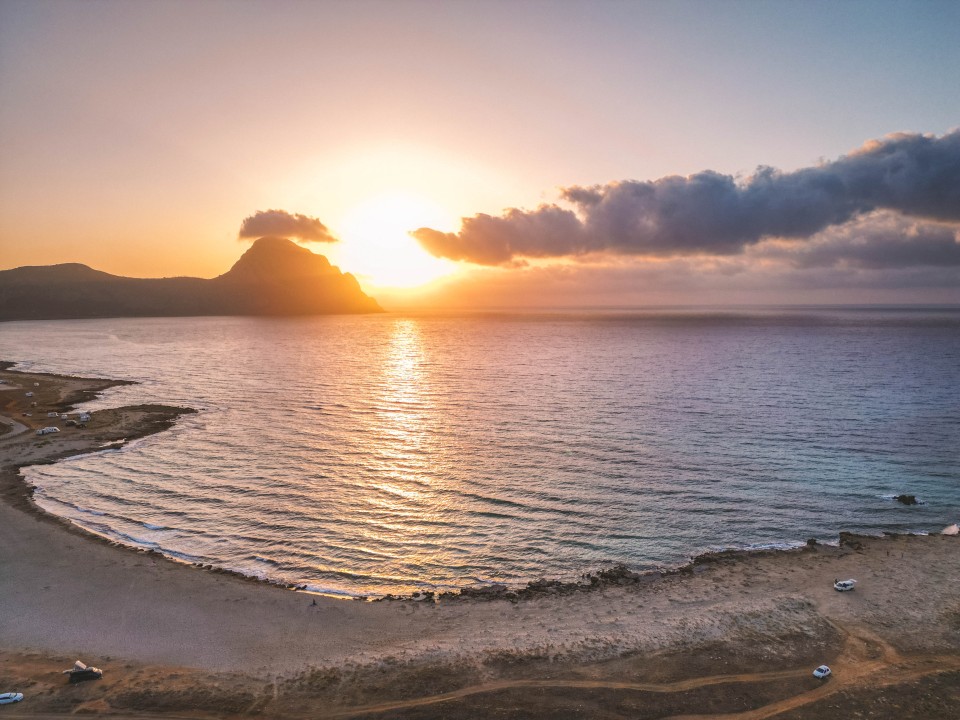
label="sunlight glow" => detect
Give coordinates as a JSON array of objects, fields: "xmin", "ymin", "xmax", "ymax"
[{"xmin": 332, "ymin": 192, "xmax": 459, "ymax": 290}]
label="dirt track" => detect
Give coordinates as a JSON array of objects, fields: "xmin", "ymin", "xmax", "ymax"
[
  {"xmin": 320, "ymin": 621, "xmax": 959, "ymax": 719},
  {"xmin": 4, "ymin": 636, "xmax": 957, "ymax": 720}
]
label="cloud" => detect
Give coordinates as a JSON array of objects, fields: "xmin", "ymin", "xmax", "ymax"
[
  {"xmin": 414, "ymin": 205, "xmax": 584, "ymax": 265},
  {"xmin": 412, "ymin": 130, "xmax": 960, "ymax": 265},
  {"xmin": 239, "ymin": 209, "xmax": 338, "ymax": 242},
  {"xmin": 396, "ymin": 255, "xmax": 957, "ymax": 311},
  {"xmin": 754, "ymin": 213, "xmax": 960, "ymax": 270}
]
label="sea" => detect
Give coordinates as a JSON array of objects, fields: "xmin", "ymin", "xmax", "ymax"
[{"xmin": 2, "ymin": 307, "xmax": 958, "ymax": 597}]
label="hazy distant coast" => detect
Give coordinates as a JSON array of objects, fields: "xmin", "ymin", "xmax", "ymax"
[
  {"xmin": 1, "ymin": 362, "xmax": 958, "ymax": 718},
  {"xmin": 0, "ymin": 236, "xmax": 382, "ymax": 321}
]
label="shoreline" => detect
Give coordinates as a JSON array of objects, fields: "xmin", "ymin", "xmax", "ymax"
[
  {"xmin": 0, "ymin": 359, "xmax": 955, "ymax": 601},
  {"xmin": 0, "ymin": 360, "xmax": 195, "ymax": 551},
  {"xmin": 3, "ymin": 359, "xmax": 955, "ymax": 602},
  {"xmin": 1, "ymin": 361, "xmax": 958, "ymax": 718}
]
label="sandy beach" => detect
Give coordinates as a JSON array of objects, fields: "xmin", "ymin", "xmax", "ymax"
[{"xmin": 0, "ymin": 363, "xmax": 957, "ymax": 719}]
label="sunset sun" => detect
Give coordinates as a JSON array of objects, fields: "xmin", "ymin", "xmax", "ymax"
[{"xmin": 333, "ymin": 192, "xmax": 459, "ymax": 290}]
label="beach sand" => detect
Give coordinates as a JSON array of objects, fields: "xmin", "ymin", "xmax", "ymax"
[{"xmin": 0, "ymin": 363, "xmax": 957, "ymax": 718}]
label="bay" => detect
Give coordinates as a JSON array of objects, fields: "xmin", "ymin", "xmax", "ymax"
[{"xmin": 3, "ymin": 307, "xmax": 958, "ymax": 596}]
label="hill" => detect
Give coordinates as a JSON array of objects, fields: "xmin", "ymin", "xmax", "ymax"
[{"xmin": 0, "ymin": 238, "xmax": 383, "ymax": 320}]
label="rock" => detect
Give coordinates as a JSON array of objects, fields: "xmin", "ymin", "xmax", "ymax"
[
  {"xmin": 460, "ymin": 583, "xmax": 507, "ymax": 598},
  {"xmin": 838, "ymin": 532, "xmax": 864, "ymax": 550},
  {"xmin": 894, "ymin": 494, "xmax": 919, "ymax": 505},
  {"xmin": 526, "ymin": 578, "xmax": 560, "ymax": 591},
  {"xmin": 598, "ymin": 564, "xmax": 638, "ymax": 582}
]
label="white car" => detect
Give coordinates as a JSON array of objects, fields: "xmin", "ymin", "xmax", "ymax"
[
  {"xmin": 0, "ymin": 692, "xmax": 24, "ymax": 704},
  {"xmin": 36, "ymin": 426, "xmax": 60, "ymax": 435},
  {"xmin": 834, "ymin": 579, "xmax": 857, "ymax": 592},
  {"xmin": 812, "ymin": 665, "xmax": 831, "ymax": 679}
]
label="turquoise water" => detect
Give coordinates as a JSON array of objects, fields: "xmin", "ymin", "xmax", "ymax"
[{"xmin": 3, "ymin": 308, "xmax": 959, "ymax": 596}]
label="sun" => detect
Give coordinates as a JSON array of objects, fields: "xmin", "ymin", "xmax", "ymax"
[{"xmin": 332, "ymin": 192, "xmax": 459, "ymax": 290}]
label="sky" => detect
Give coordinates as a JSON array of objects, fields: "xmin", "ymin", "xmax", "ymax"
[{"xmin": 1, "ymin": 0, "xmax": 958, "ymax": 307}]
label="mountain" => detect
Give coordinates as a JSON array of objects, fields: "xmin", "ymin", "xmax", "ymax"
[
  {"xmin": 0, "ymin": 238, "xmax": 383, "ymax": 321},
  {"xmin": 218, "ymin": 236, "xmax": 336, "ymax": 282}
]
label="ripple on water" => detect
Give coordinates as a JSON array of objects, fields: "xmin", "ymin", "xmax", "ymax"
[{"xmin": 7, "ymin": 309, "xmax": 960, "ymax": 596}]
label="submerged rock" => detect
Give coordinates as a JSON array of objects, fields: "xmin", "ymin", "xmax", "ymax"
[{"xmin": 894, "ymin": 494, "xmax": 920, "ymax": 505}]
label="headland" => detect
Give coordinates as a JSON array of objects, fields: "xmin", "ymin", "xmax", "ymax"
[
  {"xmin": 0, "ymin": 362, "xmax": 957, "ymax": 718},
  {"xmin": 0, "ymin": 236, "xmax": 382, "ymax": 321}
]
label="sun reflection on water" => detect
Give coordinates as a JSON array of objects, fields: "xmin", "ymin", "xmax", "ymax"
[
  {"xmin": 384, "ymin": 319, "xmax": 426, "ymax": 415},
  {"xmin": 361, "ymin": 319, "xmax": 458, "ymax": 588}
]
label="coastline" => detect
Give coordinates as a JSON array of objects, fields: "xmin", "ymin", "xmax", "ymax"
[
  {"xmin": 1, "ymin": 362, "xmax": 958, "ymax": 718},
  {"xmin": 0, "ymin": 361, "xmax": 195, "ymax": 542}
]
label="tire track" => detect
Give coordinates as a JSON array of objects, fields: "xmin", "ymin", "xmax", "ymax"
[{"xmin": 324, "ymin": 624, "xmax": 960, "ymax": 719}]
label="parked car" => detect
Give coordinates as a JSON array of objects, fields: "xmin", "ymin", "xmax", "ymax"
[
  {"xmin": 813, "ymin": 665, "xmax": 831, "ymax": 679},
  {"xmin": 0, "ymin": 692, "xmax": 24, "ymax": 704},
  {"xmin": 63, "ymin": 661, "xmax": 102, "ymax": 683},
  {"xmin": 834, "ymin": 579, "xmax": 857, "ymax": 592}
]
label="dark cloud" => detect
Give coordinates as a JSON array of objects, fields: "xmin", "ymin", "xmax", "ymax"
[
  {"xmin": 402, "ymin": 254, "xmax": 959, "ymax": 310},
  {"xmin": 755, "ymin": 213, "xmax": 960, "ymax": 270},
  {"xmin": 239, "ymin": 209, "xmax": 337, "ymax": 242},
  {"xmin": 413, "ymin": 130, "xmax": 960, "ymax": 265}
]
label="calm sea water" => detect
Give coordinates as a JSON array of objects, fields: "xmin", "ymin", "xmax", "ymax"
[{"xmin": 3, "ymin": 308, "xmax": 959, "ymax": 596}]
